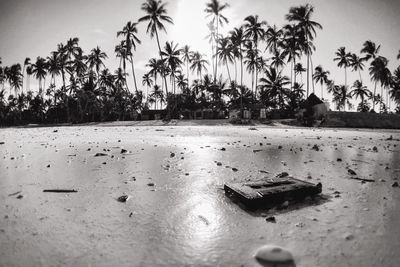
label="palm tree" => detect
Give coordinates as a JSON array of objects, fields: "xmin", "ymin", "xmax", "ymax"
[
  {"xmin": 265, "ymin": 25, "xmax": 283, "ymax": 54},
  {"xmin": 369, "ymin": 56, "xmax": 391, "ymax": 111},
  {"xmin": 216, "ymin": 37, "xmax": 234, "ymax": 84},
  {"xmin": 142, "ymin": 73, "xmax": 153, "ymax": 98},
  {"xmin": 332, "ymin": 85, "xmax": 352, "ymax": 111},
  {"xmin": 204, "ymin": 0, "xmax": 229, "ymax": 81},
  {"xmin": 161, "ymin": 41, "xmax": 182, "ymax": 94},
  {"xmin": 54, "ymin": 43, "xmax": 68, "ymax": 91},
  {"xmin": 139, "ymin": 0, "xmax": 173, "ymax": 95},
  {"xmin": 269, "ymin": 50, "xmax": 286, "ymax": 71},
  {"xmin": 360, "ymin": 40, "xmax": 380, "ymax": 61},
  {"xmin": 244, "ymin": 15, "xmax": 266, "ymax": 93},
  {"xmin": 244, "ymin": 42, "xmax": 258, "ymax": 95},
  {"xmin": 31, "ymin": 57, "xmax": 47, "ymax": 94},
  {"xmin": 6, "ymin": 64, "xmax": 23, "ymax": 96},
  {"xmin": 65, "ymin": 37, "xmax": 82, "ymax": 61},
  {"xmin": 229, "ymin": 27, "xmax": 245, "ymax": 88},
  {"xmin": 286, "ymin": 4, "xmax": 322, "ymax": 97},
  {"xmin": 281, "ymin": 24, "xmax": 301, "ymax": 88},
  {"xmin": 87, "ymin": 46, "xmax": 108, "ymax": 83},
  {"xmin": 259, "ymin": 67, "xmax": 291, "ymax": 109},
  {"xmin": 190, "ymin": 52, "xmax": 208, "ymax": 82},
  {"xmin": 22, "ymin": 57, "xmax": 31, "ymax": 94},
  {"xmin": 312, "ymin": 65, "xmax": 330, "ymax": 99},
  {"xmin": 351, "ymin": 80, "xmax": 372, "ymax": 112},
  {"xmin": 334, "ymin": 47, "xmax": 351, "ymax": 87},
  {"xmin": 117, "ymin": 21, "xmax": 141, "ymax": 93},
  {"xmin": 150, "ymin": 84, "xmax": 164, "ymax": 109},
  {"xmin": 349, "ymin": 53, "xmax": 365, "ymax": 82},
  {"xmin": 294, "ymin": 63, "xmax": 306, "ymax": 83},
  {"xmin": 181, "ymin": 45, "xmax": 193, "ymax": 86}
]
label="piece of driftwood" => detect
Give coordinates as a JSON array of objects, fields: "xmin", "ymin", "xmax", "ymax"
[
  {"xmin": 43, "ymin": 189, "xmax": 78, "ymax": 193},
  {"xmin": 224, "ymin": 177, "xmax": 322, "ymax": 209},
  {"xmin": 349, "ymin": 177, "xmax": 375, "ymax": 183}
]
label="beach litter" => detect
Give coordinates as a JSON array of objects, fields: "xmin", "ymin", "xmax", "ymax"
[
  {"xmin": 255, "ymin": 244, "xmax": 295, "ymax": 267},
  {"xmin": 224, "ymin": 176, "xmax": 322, "ymax": 210},
  {"xmin": 43, "ymin": 189, "xmax": 78, "ymax": 193}
]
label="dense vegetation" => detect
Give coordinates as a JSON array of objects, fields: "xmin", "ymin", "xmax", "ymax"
[{"xmin": 1, "ymin": 0, "xmax": 400, "ymax": 125}]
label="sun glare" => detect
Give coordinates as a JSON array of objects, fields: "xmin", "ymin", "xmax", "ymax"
[{"xmin": 170, "ymin": 0, "xmax": 210, "ymax": 55}]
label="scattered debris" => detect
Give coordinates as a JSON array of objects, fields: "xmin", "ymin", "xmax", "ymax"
[
  {"xmin": 265, "ymin": 216, "xmax": 276, "ymax": 223},
  {"xmin": 8, "ymin": 191, "xmax": 22, "ymax": 197},
  {"xmin": 0, "ymin": 142, "xmax": 4, "ymax": 145},
  {"xmin": 348, "ymin": 169, "xmax": 357, "ymax": 175},
  {"xmin": 393, "ymin": 182, "xmax": 399, "ymax": 188},
  {"xmin": 16, "ymin": 194, "xmax": 24, "ymax": 199},
  {"xmin": 311, "ymin": 144, "xmax": 320, "ymax": 151},
  {"xmin": 120, "ymin": 149, "xmax": 127, "ymax": 154},
  {"xmin": 255, "ymin": 244, "xmax": 295, "ymax": 267},
  {"xmin": 147, "ymin": 183, "xmax": 155, "ymax": 187},
  {"xmin": 117, "ymin": 195, "xmax": 129, "ymax": 203},
  {"xmin": 344, "ymin": 234, "xmax": 355, "ymax": 241},
  {"xmin": 224, "ymin": 177, "xmax": 322, "ymax": 210},
  {"xmin": 231, "ymin": 167, "xmax": 238, "ymax": 172},
  {"xmin": 276, "ymin": 172, "xmax": 289, "ymax": 178},
  {"xmin": 94, "ymin": 153, "xmax": 108, "ymax": 157},
  {"xmin": 349, "ymin": 177, "xmax": 375, "ymax": 183},
  {"xmin": 373, "ymin": 146, "xmax": 378, "ymax": 152},
  {"xmin": 43, "ymin": 189, "xmax": 78, "ymax": 193},
  {"xmin": 170, "ymin": 152, "xmax": 175, "ymax": 158}
]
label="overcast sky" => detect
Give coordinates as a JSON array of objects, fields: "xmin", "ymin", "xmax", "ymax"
[{"xmin": 1, "ymin": 0, "xmax": 399, "ymax": 108}]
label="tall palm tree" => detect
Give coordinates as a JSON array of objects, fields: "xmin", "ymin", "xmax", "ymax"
[
  {"xmin": 349, "ymin": 53, "xmax": 365, "ymax": 82},
  {"xmin": 190, "ymin": 52, "xmax": 208, "ymax": 82},
  {"xmin": 181, "ymin": 45, "xmax": 193, "ymax": 86},
  {"xmin": 216, "ymin": 37, "xmax": 234, "ymax": 84},
  {"xmin": 6, "ymin": 64, "xmax": 23, "ymax": 96},
  {"xmin": 286, "ymin": 4, "xmax": 322, "ymax": 97},
  {"xmin": 139, "ymin": 0, "xmax": 173, "ymax": 95},
  {"xmin": 31, "ymin": 57, "xmax": 47, "ymax": 94},
  {"xmin": 22, "ymin": 57, "xmax": 31, "ymax": 94},
  {"xmin": 229, "ymin": 27, "xmax": 245, "ymax": 88},
  {"xmin": 117, "ymin": 21, "xmax": 141, "ymax": 93},
  {"xmin": 281, "ymin": 24, "xmax": 301, "ymax": 88},
  {"xmin": 244, "ymin": 42, "xmax": 258, "ymax": 95},
  {"xmin": 369, "ymin": 56, "xmax": 391, "ymax": 111},
  {"xmin": 87, "ymin": 46, "xmax": 108, "ymax": 83},
  {"xmin": 47, "ymin": 52, "xmax": 61, "ymax": 89},
  {"xmin": 334, "ymin": 47, "xmax": 351, "ymax": 87},
  {"xmin": 312, "ymin": 65, "xmax": 330, "ymax": 99},
  {"xmin": 65, "ymin": 37, "xmax": 82, "ymax": 61},
  {"xmin": 360, "ymin": 40, "xmax": 380, "ymax": 61},
  {"xmin": 161, "ymin": 41, "xmax": 182, "ymax": 94},
  {"xmin": 204, "ymin": 0, "xmax": 229, "ymax": 81},
  {"xmin": 244, "ymin": 15, "xmax": 266, "ymax": 93}
]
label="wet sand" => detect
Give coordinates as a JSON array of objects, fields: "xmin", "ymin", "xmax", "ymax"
[{"xmin": 1, "ymin": 124, "xmax": 400, "ymax": 266}]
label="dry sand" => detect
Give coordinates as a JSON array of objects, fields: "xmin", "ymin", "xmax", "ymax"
[{"xmin": 1, "ymin": 122, "xmax": 400, "ymax": 266}]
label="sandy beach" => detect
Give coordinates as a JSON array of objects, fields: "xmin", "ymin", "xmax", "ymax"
[{"xmin": 1, "ymin": 123, "xmax": 400, "ymax": 266}]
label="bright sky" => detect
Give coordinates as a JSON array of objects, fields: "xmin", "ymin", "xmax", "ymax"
[{"xmin": 1, "ymin": 0, "xmax": 399, "ymax": 109}]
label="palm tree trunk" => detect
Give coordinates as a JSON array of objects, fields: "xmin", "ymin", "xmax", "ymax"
[
  {"xmin": 306, "ymin": 34, "xmax": 309, "ymax": 97},
  {"xmin": 234, "ymin": 58, "xmax": 237, "ymax": 83},
  {"xmin": 186, "ymin": 60, "xmax": 190, "ymax": 87},
  {"xmin": 345, "ymin": 67, "xmax": 347, "ymax": 88},
  {"xmin": 310, "ymin": 57, "xmax": 315, "ymax": 94},
  {"xmin": 214, "ymin": 15, "xmax": 219, "ymax": 82},
  {"xmin": 130, "ymin": 55, "xmax": 138, "ymax": 93},
  {"xmin": 373, "ymin": 82, "xmax": 377, "ymax": 111},
  {"xmin": 359, "ymin": 69, "xmax": 362, "ymax": 83},
  {"xmin": 225, "ymin": 60, "xmax": 232, "ymax": 84},
  {"xmin": 154, "ymin": 29, "xmax": 169, "ymax": 96}
]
